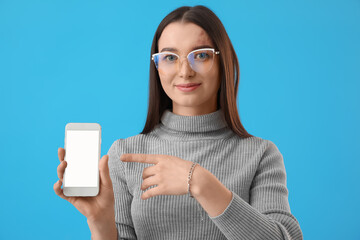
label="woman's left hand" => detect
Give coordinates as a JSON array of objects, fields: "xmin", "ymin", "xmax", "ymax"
[{"xmin": 120, "ymin": 153, "xmax": 196, "ymax": 200}]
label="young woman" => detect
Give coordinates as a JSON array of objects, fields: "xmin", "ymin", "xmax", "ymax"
[{"xmin": 55, "ymin": 5, "xmax": 303, "ymax": 240}]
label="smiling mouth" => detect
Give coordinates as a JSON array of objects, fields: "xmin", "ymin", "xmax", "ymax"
[
  {"xmin": 175, "ymin": 83, "xmax": 201, "ymax": 87},
  {"xmin": 175, "ymin": 84, "xmax": 201, "ymax": 92}
]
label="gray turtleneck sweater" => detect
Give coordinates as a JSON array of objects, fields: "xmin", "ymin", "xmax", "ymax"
[{"xmin": 107, "ymin": 109, "xmax": 303, "ymax": 240}]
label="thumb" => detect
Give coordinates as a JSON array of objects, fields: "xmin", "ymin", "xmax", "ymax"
[{"xmin": 99, "ymin": 155, "xmax": 112, "ymax": 189}]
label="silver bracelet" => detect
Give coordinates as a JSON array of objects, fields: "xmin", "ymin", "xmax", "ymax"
[{"xmin": 187, "ymin": 162, "xmax": 198, "ymax": 198}]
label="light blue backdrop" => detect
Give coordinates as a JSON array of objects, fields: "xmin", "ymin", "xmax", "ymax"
[{"xmin": 1, "ymin": 0, "xmax": 359, "ymax": 239}]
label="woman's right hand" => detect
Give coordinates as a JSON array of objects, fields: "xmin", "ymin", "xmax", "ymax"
[{"xmin": 54, "ymin": 147, "xmax": 115, "ymax": 223}]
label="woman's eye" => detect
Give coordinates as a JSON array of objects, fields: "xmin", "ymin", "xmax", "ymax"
[
  {"xmin": 195, "ymin": 52, "xmax": 209, "ymax": 60},
  {"xmin": 163, "ymin": 55, "xmax": 177, "ymax": 62}
]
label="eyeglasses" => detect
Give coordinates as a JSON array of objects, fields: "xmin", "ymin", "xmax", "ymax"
[{"xmin": 151, "ymin": 48, "xmax": 220, "ymax": 74}]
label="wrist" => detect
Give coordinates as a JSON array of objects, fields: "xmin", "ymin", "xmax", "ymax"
[
  {"xmin": 189, "ymin": 165, "xmax": 233, "ymax": 217},
  {"xmin": 87, "ymin": 215, "xmax": 117, "ymax": 240},
  {"xmin": 189, "ymin": 165, "xmax": 209, "ymax": 198}
]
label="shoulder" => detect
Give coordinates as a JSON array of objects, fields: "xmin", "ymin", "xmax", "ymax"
[
  {"xmin": 107, "ymin": 132, "xmax": 156, "ymax": 154},
  {"xmin": 247, "ymin": 137, "xmax": 284, "ymax": 169},
  {"xmin": 230, "ymin": 134, "xmax": 283, "ymax": 162},
  {"xmin": 231, "ymin": 134, "xmax": 278, "ymax": 150}
]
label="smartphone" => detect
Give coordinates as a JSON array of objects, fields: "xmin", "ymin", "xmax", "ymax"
[{"xmin": 63, "ymin": 123, "xmax": 101, "ymax": 197}]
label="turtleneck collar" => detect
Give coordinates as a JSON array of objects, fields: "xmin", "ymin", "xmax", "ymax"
[{"xmin": 160, "ymin": 108, "xmax": 228, "ymax": 133}]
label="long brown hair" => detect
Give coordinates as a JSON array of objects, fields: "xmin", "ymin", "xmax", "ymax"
[{"xmin": 140, "ymin": 5, "xmax": 253, "ymax": 138}]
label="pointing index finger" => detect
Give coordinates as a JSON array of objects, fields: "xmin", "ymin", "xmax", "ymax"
[{"xmin": 120, "ymin": 154, "xmax": 160, "ymax": 165}]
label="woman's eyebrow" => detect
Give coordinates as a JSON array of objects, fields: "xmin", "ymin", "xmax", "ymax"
[{"xmin": 160, "ymin": 44, "xmax": 213, "ymax": 52}]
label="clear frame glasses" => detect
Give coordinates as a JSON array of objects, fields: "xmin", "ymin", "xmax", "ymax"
[{"xmin": 151, "ymin": 48, "xmax": 220, "ymax": 74}]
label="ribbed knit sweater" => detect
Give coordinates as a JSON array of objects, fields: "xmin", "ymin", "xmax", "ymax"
[{"xmin": 107, "ymin": 108, "xmax": 303, "ymax": 240}]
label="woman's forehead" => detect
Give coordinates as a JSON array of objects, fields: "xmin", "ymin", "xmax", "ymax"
[{"xmin": 158, "ymin": 22, "xmax": 213, "ymax": 53}]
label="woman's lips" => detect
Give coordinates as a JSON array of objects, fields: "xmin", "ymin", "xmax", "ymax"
[{"xmin": 176, "ymin": 83, "xmax": 201, "ymax": 92}]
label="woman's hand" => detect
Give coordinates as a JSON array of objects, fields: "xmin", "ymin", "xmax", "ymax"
[
  {"xmin": 54, "ymin": 147, "xmax": 115, "ymax": 223},
  {"xmin": 121, "ymin": 153, "xmax": 233, "ymax": 217},
  {"xmin": 120, "ymin": 154, "xmax": 195, "ymax": 200}
]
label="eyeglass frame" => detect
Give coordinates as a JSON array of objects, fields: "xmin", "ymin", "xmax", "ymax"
[{"xmin": 151, "ymin": 48, "xmax": 220, "ymax": 72}]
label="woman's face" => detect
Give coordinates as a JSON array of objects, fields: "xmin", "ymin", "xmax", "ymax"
[{"xmin": 157, "ymin": 22, "xmax": 221, "ymax": 116}]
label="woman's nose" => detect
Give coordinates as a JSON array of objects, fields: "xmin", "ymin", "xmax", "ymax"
[{"xmin": 178, "ymin": 58, "xmax": 195, "ymax": 78}]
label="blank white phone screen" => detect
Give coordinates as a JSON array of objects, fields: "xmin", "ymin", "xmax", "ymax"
[{"xmin": 65, "ymin": 130, "xmax": 99, "ymax": 187}]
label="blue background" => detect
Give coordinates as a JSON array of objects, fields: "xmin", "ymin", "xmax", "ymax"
[{"xmin": 1, "ymin": 0, "xmax": 359, "ymax": 239}]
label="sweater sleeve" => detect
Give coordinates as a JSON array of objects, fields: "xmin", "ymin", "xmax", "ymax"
[
  {"xmin": 107, "ymin": 139, "xmax": 137, "ymax": 240},
  {"xmin": 209, "ymin": 140, "xmax": 303, "ymax": 240}
]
